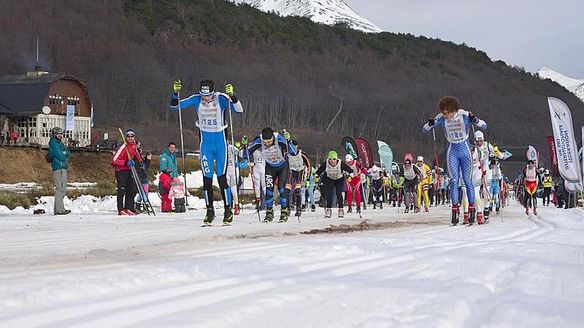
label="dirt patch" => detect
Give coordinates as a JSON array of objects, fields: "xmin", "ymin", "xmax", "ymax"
[{"xmin": 301, "ymin": 220, "xmax": 442, "ymax": 235}]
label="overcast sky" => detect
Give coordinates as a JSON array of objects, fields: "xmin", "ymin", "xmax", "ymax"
[{"xmin": 345, "ymin": 0, "xmax": 584, "ymax": 77}]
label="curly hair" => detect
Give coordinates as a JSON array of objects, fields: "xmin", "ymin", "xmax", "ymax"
[{"xmin": 438, "ymin": 96, "xmax": 460, "ymax": 113}]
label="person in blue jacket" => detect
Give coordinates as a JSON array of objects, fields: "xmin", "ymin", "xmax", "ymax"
[
  {"xmin": 48, "ymin": 127, "xmax": 71, "ymax": 215},
  {"xmin": 423, "ymin": 96, "xmax": 487, "ymax": 225},
  {"xmin": 248, "ymin": 127, "xmax": 297, "ymax": 223},
  {"xmin": 170, "ymin": 79, "xmax": 243, "ymax": 225},
  {"xmin": 159, "ymin": 142, "xmax": 178, "ymax": 179}
]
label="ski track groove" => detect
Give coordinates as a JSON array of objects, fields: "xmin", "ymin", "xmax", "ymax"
[
  {"xmin": 0, "ymin": 211, "xmax": 555, "ymax": 327},
  {"xmin": 0, "ymin": 243, "xmax": 292, "ymax": 280}
]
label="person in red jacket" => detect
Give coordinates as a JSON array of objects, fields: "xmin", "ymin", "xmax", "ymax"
[
  {"xmin": 344, "ymin": 154, "xmax": 368, "ymax": 214},
  {"xmin": 158, "ymin": 167, "xmax": 173, "ymax": 212},
  {"xmin": 111, "ymin": 129, "xmax": 144, "ymax": 215}
]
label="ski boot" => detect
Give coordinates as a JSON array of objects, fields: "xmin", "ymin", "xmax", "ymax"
[
  {"xmin": 203, "ymin": 207, "xmax": 215, "ymax": 226},
  {"xmin": 279, "ymin": 208, "xmax": 289, "ymax": 223},
  {"xmin": 311, "ymin": 204, "xmax": 316, "ymax": 212},
  {"xmin": 362, "ymin": 203, "xmax": 367, "ymax": 210},
  {"xmin": 483, "ymin": 209, "xmax": 490, "ymax": 224},
  {"xmin": 264, "ymin": 208, "xmax": 274, "ymax": 223},
  {"xmin": 223, "ymin": 205, "xmax": 233, "ymax": 225},
  {"xmin": 451, "ymin": 205, "xmax": 460, "ymax": 226},
  {"xmin": 468, "ymin": 204, "xmax": 476, "ymax": 226},
  {"xmin": 525, "ymin": 207, "xmax": 529, "ymax": 216},
  {"xmin": 255, "ymin": 198, "xmax": 261, "ymax": 211},
  {"xmin": 533, "ymin": 207, "xmax": 538, "ymax": 216},
  {"xmin": 347, "ymin": 206, "xmax": 353, "ymax": 214},
  {"xmin": 414, "ymin": 207, "xmax": 420, "ymax": 213},
  {"xmin": 325, "ymin": 208, "xmax": 332, "ymax": 218},
  {"xmin": 295, "ymin": 205, "xmax": 302, "ymax": 218},
  {"xmin": 379, "ymin": 202, "xmax": 383, "ymax": 209},
  {"xmin": 404, "ymin": 207, "xmax": 409, "ymax": 213},
  {"xmin": 424, "ymin": 206, "xmax": 429, "ymax": 213},
  {"xmin": 393, "ymin": 202, "xmax": 396, "ymax": 207},
  {"xmin": 463, "ymin": 212, "xmax": 469, "ymax": 225},
  {"xmin": 233, "ymin": 204, "xmax": 240, "ymax": 216},
  {"xmin": 477, "ymin": 212, "xmax": 485, "ymax": 225},
  {"xmin": 496, "ymin": 206, "xmax": 500, "ymax": 214},
  {"xmin": 373, "ymin": 203, "xmax": 377, "ymax": 210},
  {"xmin": 338, "ymin": 208, "xmax": 344, "ymax": 218}
]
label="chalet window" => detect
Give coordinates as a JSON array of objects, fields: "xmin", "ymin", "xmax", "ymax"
[
  {"xmin": 49, "ymin": 94, "xmax": 63, "ymax": 105},
  {"xmin": 67, "ymin": 96, "xmax": 80, "ymax": 106}
]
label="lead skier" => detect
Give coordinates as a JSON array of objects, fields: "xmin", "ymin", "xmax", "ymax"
[
  {"xmin": 423, "ymin": 96, "xmax": 487, "ymax": 225},
  {"xmin": 170, "ymin": 79, "xmax": 243, "ymax": 225}
]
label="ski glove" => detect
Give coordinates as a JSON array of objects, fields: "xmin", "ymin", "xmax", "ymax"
[
  {"xmin": 427, "ymin": 118, "xmax": 435, "ymax": 127},
  {"xmin": 140, "ymin": 162, "xmax": 146, "ymax": 170},
  {"xmin": 225, "ymin": 83, "xmax": 234, "ymax": 96},
  {"xmin": 283, "ymin": 131, "xmax": 291, "ymax": 141},
  {"xmin": 241, "ymin": 136, "xmax": 248, "ymax": 146},
  {"xmin": 127, "ymin": 160, "xmax": 136, "ymax": 167},
  {"xmin": 469, "ymin": 113, "xmax": 478, "ymax": 124},
  {"xmin": 173, "ymin": 80, "xmax": 182, "ymax": 93}
]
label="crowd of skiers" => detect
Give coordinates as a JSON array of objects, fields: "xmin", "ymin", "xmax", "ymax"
[{"xmin": 48, "ymin": 79, "xmax": 564, "ymax": 225}]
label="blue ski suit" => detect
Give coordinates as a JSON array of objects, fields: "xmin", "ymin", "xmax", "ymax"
[
  {"xmin": 248, "ymin": 134, "xmax": 297, "ymax": 209},
  {"xmin": 423, "ymin": 109, "xmax": 486, "ymax": 206},
  {"xmin": 171, "ymin": 92, "xmax": 243, "ymax": 207}
]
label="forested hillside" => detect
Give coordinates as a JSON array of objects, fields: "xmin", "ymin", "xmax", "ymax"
[{"xmin": 1, "ymin": 0, "xmax": 582, "ymax": 162}]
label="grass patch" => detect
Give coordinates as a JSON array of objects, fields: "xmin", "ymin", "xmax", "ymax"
[{"xmin": 0, "ymin": 192, "xmax": 32, "ymax": 210}]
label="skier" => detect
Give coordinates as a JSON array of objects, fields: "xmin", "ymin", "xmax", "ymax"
[
  {"xmin": 112, "ymin": 129, "xmax": 144, "ymax": 216},
  {"xmin": 248, "ymin": 127, "xmax": 297, "ymax": 223},
  {"xmin": 305, "ymin": 167, "xmax": 317, "ymax": 212},
  {"xmin": 315, "ymin": 151, "xmax": 353, "ymax": 218},
  {"xmin": 170, "ymin": 79, "xmax": 243, "ymax": 225},
  {"xmin": 391, "ymin": 171, "xmax": 404, "ymax": 207},
  {"xmin": 523, "ymin": 160, "xmax": 538, "ymax": 215},
  {"xmin": 287, "ymin": 139, "xmax": 311, "ymax": 217},
  {"xmin": 542, "ymin": 169, "xmax": 553, "ymax": 206},
  {"xmin": 344, "ymin": 154, "xmax": 368, "ymax": 215},
  {"xmin": 244, "ymin": 135, "xmax": 266, "ymax": 210},
  {"xmin": 227, "ymin": 141, "xmax": 246, "ymax": 215},
  {"xmin": 369, "ymin": 164, "xmax": 384, "ymax": 209},
  {"xmin": 469, "ymin": 145, "xmax": 486, "ymax": 224},
  {"xmin": 488, "ymin": 157, "xmax": 503, "ymax": 215},
  {"xmin": 401, "ymin": 154, "xmax": 422, "ymax": 213},
  {"xmin": 415, "ymin": 156, "xmax": 432, "ymax": 212},
  {"xmin": 423, "ymin": 96, "xmax": 487, "ymax": 225}
]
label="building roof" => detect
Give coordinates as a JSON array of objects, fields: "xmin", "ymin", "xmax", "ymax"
[{"xmin": 0, "ymin": 73, "xmax": 86, "ymax": 115}]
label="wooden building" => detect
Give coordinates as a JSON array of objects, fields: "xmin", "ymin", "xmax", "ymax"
[{"xmin": 0, "ymin": 70, "xmax": 92, "ymax": 146}]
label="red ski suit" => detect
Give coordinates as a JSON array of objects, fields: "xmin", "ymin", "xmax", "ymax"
[
  {"xmin": 159, "ymin": 171, "xmax": 173, "ymax": 212},
  {"xmin": 345, "ymin": 160, "xmax": 367, "ymax": 207}
]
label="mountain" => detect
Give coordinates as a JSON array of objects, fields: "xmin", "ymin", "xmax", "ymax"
[
  {"xmin": 232, "ymin": 0, "xmax": 382, "ymax": 33},
  {"xmin": 2, "ymin": 0, "xmax": 584, "ymax": 164},
  {"xmin": 538, "ymin": 67, "xmax": 584, "ymax": 103}
]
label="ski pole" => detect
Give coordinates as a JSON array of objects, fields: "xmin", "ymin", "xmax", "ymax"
[
  {"xmin": 431, "ymin": 127, "xmax": 443, "ymax": 190},
  {"xmin": 246, "ymin": 145, "xmax": 262, "ymax": 222},
  {"xmin": 176, "ymin": 90, "xmax": 189, "ymax": 206},
  {"xmin": 226, "ymin": 82, "xmax": 239, "ymax": 209}
]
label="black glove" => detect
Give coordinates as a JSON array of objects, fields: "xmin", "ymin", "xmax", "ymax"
[
  {"xmin": 469, "ymin": 113, "xmax": 478, "ymax": 124},
  {"xmin": 427, "ymin": 118, "xmax": 435, "ymax": 127}
]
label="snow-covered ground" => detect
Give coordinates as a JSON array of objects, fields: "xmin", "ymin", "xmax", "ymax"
[{"xmin": 0, "ymin": 203, "xmax": 583, "ymax": 327}]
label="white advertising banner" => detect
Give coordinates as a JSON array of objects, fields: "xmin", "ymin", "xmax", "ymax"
[
  {"xmin": 66, "ymin": 105, "xmax": 75, "ymax": 132},
  {"xmin": 548, "ymin": 97, "xmax": 581, "ymax": 183}
]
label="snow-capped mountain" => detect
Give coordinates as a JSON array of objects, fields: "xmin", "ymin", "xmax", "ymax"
[
  {"xmin": 538, "ymin": 67, "xmax": 584, "ymax": 103},
  {"xmin": 232, "ymin": 0, "xmax": 382, "ymax": 33}
]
